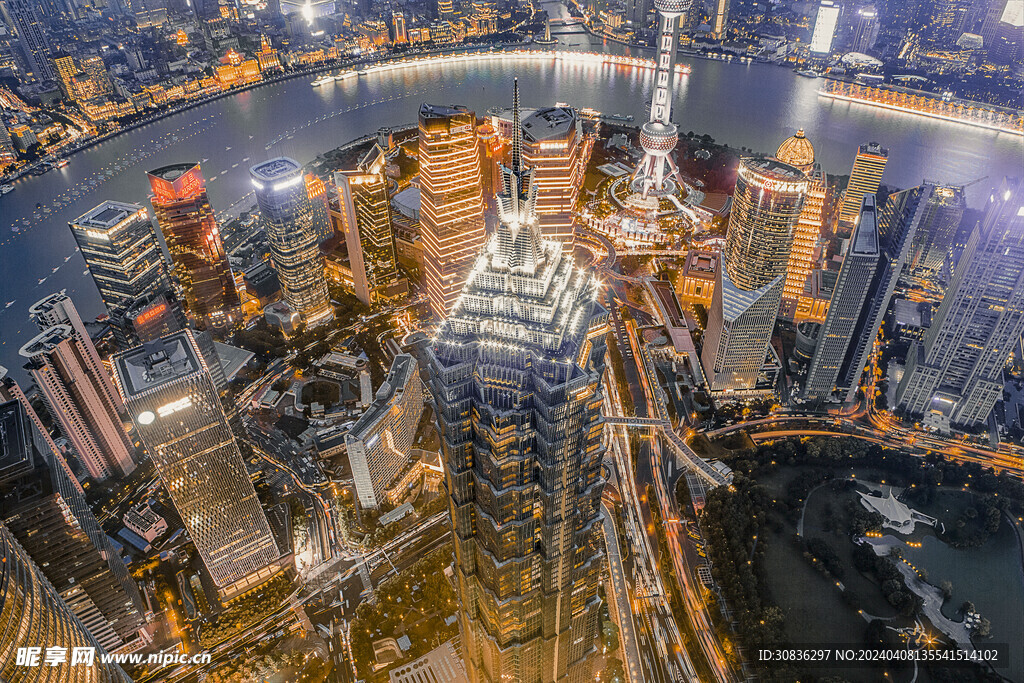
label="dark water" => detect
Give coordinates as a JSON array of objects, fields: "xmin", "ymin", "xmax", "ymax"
[
  {"xmin": 1, "ymin": 24, "xmax": 1021, "ymax": 382},
  {"xmin": 901, "ymin": 522, "xmax": 1024, "ymax": 680}
]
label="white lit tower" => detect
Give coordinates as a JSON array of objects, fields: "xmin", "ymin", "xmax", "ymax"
[{"xmin": 631, "ymin": 0, "xmax": 690, "ymax": 198}]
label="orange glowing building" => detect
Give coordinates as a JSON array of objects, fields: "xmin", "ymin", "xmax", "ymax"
[
  {"xmin": 418, "ymin": 103, "xmax": 487, "ymax": 318},
  {"xmin": 147, "ymin": 163, "xmax": 241, "ymax": 332},
  {"xmin": 775, "ymin": 129, "xmax": 829, "ymax": 321}
]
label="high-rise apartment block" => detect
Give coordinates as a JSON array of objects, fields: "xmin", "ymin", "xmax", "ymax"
[
  {"xmin": 839, "ymin": 142, "xmax": 889, "ymax": 224},
  {"xmin": 345, "ymin": 354, "xmax": 423, "ymax": 509},
  {"xmin": 428, "ymin": 90, "xmax": 607, "ymax": 681},
  {"xmin": 0, "ymin": 523, "xmax": 134, "ymax": 683},
  {"xmin": 19, "ymin": 295, "xmax": 135, "ymax": 481},
  {"xmin": 7, "ymin": 0, "xmax": 55, "ymax": 81},
  {"xmin": 335, "ymin": 148, "xmax": 401, "ymax": 305},
  {"xmin": 147, "ymin": 163, "xmax": 241, "ymax": 333},
  {"xmin": 896, "ymin": 178, "xmax": 1024, "ymax": 427},
  {"xmin": 810, "ymin": 0, "xmax": 841, "ymax": 53},
  {"xmin": 0, "ymin": 385, "xmax": 146, "ymax": 653},
  {"xmin": 418, "ymin": 103, "xmax": 487, "ymax": 318},
  {"xmin": 521, "ymin": 106, "xmax": 589, "ymax": 246},
  {"xmin": 251, "ymin": 157, "xmax": 334, "ymax": 328},
  {"xmin": 907, "ymin": 184, "xmax": 966, "ymax": 278},
  {"xmin": 701, "ymin": 158, "xmax": 808, "ymax": 392},
  {"xmin": 113, "ymin": 331, "xmax": 281, "ymax": 597},
  {"xmin": 69, "ymin": 201, "xmax": 171, "ymax": 341}
]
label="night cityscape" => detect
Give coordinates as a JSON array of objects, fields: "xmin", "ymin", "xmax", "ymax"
[{"xmin": 0, "ymin": 0, "xmax": 1022, "ymax": 679}]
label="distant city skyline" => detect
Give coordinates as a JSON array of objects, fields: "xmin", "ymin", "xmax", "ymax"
[{"xmin": 0, "ymin": 0, "xmax": 1022, "ymax": 674}]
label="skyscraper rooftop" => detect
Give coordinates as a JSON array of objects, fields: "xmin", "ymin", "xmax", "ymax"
[
  {"xmin": 521, "ymin": 106, "xmax": 576, "ymax": 142},
  {"xmin": 250, "ymin": 157, "xmax": 303, "ymax": 183},
  {"xmin": 113, "ymin": 332, "xmax": 204, "ymax": 398},
  {"xmin": 73, "ymin": 200, "xmax": 145, "ymax": 229}
]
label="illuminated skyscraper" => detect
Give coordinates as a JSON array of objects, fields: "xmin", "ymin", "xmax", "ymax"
[
  {"xmin": 631, "ymin": 0, "xmax": 688, "ymax": 199},
  {"xmin": 711, "ymin": 0, "xmax": 729, "ymax": 37},
  {"xmin": 335, "ymin": 149, "xmax": 400, "ymax": 306},
  {"xmin": 20, "ymin": 294, "xmax": 136, "ymax": 481},
  {"xmin": 521, "ymin": 106, "xmax": 589, "ymax": 246},
  {"xmin": 0, "ymin": 522, "xmax": 134, "ymax": 683},
  {"xmin": 852, "ymin": 6, "xmax": 880, "ymax": 52},
  {"xmin": 53, "ymin": 52, "xmax": 77, "ymax": 97},
  {"xmin": 250, "ymin": 157, "xmax": 334, "ymax": 328},
  {"xmin": 113, "ymin": 330, "xmax": 281, "ymax": 598},
  {"xmin": 418, "ymin": 103, "xmax": 487, "ymax": 318},
  {"xmin": 305, "ymin": 173, "xmax": 333, "ymax": 242},
  {"xmin": 839, "ymin": 142, "xmax": 889, "ymax": 224},
  {"xmin": 345, "ymin": 354, "xmax": 423, "ymax": 509},
  {"xmin": 0, "ymin": 376, "xmax": 146, "ymax": 653},
  {"xmin": 803, "ymin": 196, "xmax": 882, "ymax": 402},
  {"xmin": 6, "ymin": 0, "xmax": 55, "ymax": 81},
  {"xmin": 810, "ymin": 188, "xmax": 928, "ymax": 403},
  {"xmin": 111, "ymin": 290, "xmax": 188, "ymax": 347},
  {"xmin": 69, "ymin": 201, "xmax": 171, "ymax": 341},
  {"xmin": 896, "ymin": 178, "xmax": 1024, "ymax": 427},
  {"xmin": 701, "ymin": 158, "xmax": 808, "ymax": 392},
  {"xmin": 147, "ymin": 163, "xmax": 241, "ymax": 333},
  {"xmin": 809, "ymin": 0, "xmax": 841, "ymax": 54},
  {"xmin": 427, "ymin": 83, "xmax": 607, "ymax": 683},
  {"xmin": 907, "ymin": 184, "xmax": 966, "ymax": 278},
  {"xmin": 775, "ymin": 130, "xmax": 828, "ymax": 319},
  {"xmin": 928, "ymin": 0, "xmax": 970, "ymax": 45},
  {"xmin": 392, "ymin": 11, "xmax": 408, "ymax": 42}
]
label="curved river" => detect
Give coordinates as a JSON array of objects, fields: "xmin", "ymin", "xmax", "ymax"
[{"xmin": 0, "ymin": 20, "xmax": 1021, "ymax": 381}]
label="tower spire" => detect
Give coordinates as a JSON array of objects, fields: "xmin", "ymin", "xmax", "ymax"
[
  {"xmin": 631, "ymin": 0, "xmax": 689, "ymax": 198},
  {"xmin": 511, "ymin": 77, "xmax": 522, "ymax": 173}
]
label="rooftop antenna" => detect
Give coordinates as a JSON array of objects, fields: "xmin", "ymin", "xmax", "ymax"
[{"xmin": 511, "ymin": 77, "xmax": 522, "ymax": 174}]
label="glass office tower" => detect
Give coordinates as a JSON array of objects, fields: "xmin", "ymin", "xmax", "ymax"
[
  {"xmin": 112, "ymin": 330, "xmax": 281, "ymax": 598},
  {"xmin": 69, "ymin": 201, "xmax": 171, "ymax": 345},
  {"xmin": 701, "ymin": 157, "xmax": 808, "ymax": 392},
  {"xmin": 147, "ymin": 163, "xmax": 241, "ymax": 332},
  {"xmin": 418, "ymin": 103, "xmax": 487, "ymax": 318},
  {"xmin": 250, "ymin": 157, "xmax": 333, "ymax": 327}
]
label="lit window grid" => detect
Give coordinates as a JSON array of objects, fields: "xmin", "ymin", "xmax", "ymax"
[
  {"xmin": 419, "ymin": 115, "xmax": 487, "ymax": 317},
  {"xmin": 117, "ymin": 361, "xmax": 279, "ymax": 587},
  {"xmin": 723, "ymin": 165, "xmax": 807, "ymax": 292},
  {"xmin": 151, "ymin": 191, "xmax": 240, "ymax": 331},
  {"xmin": 255, "ymin": 179, "xmax": 333, "ymax": 325},
  {"xmin": 783, "ymin": 180, "xmax": 827, "ymax": 302},
  {"xmin": 839, "ymin": 152, "xmax": 888, "ymax": 223},
  {"xmin": 70, "ymin": 219, "xmax": 169, "ymax": 319}
]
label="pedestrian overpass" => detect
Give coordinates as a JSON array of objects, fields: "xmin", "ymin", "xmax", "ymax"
[{"xmin": 603, "ymin": 416, "xmax": 732, "ymax": 488}]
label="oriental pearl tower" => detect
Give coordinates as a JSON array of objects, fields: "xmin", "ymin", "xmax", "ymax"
[{"xmin": 631, "ymin": 0, "xmax": 691, "ymax": 199}]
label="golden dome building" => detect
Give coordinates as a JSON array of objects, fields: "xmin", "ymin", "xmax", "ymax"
[{"xmin": 775, "ymin": 129, "xmax": 816, "ymax": 173}]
